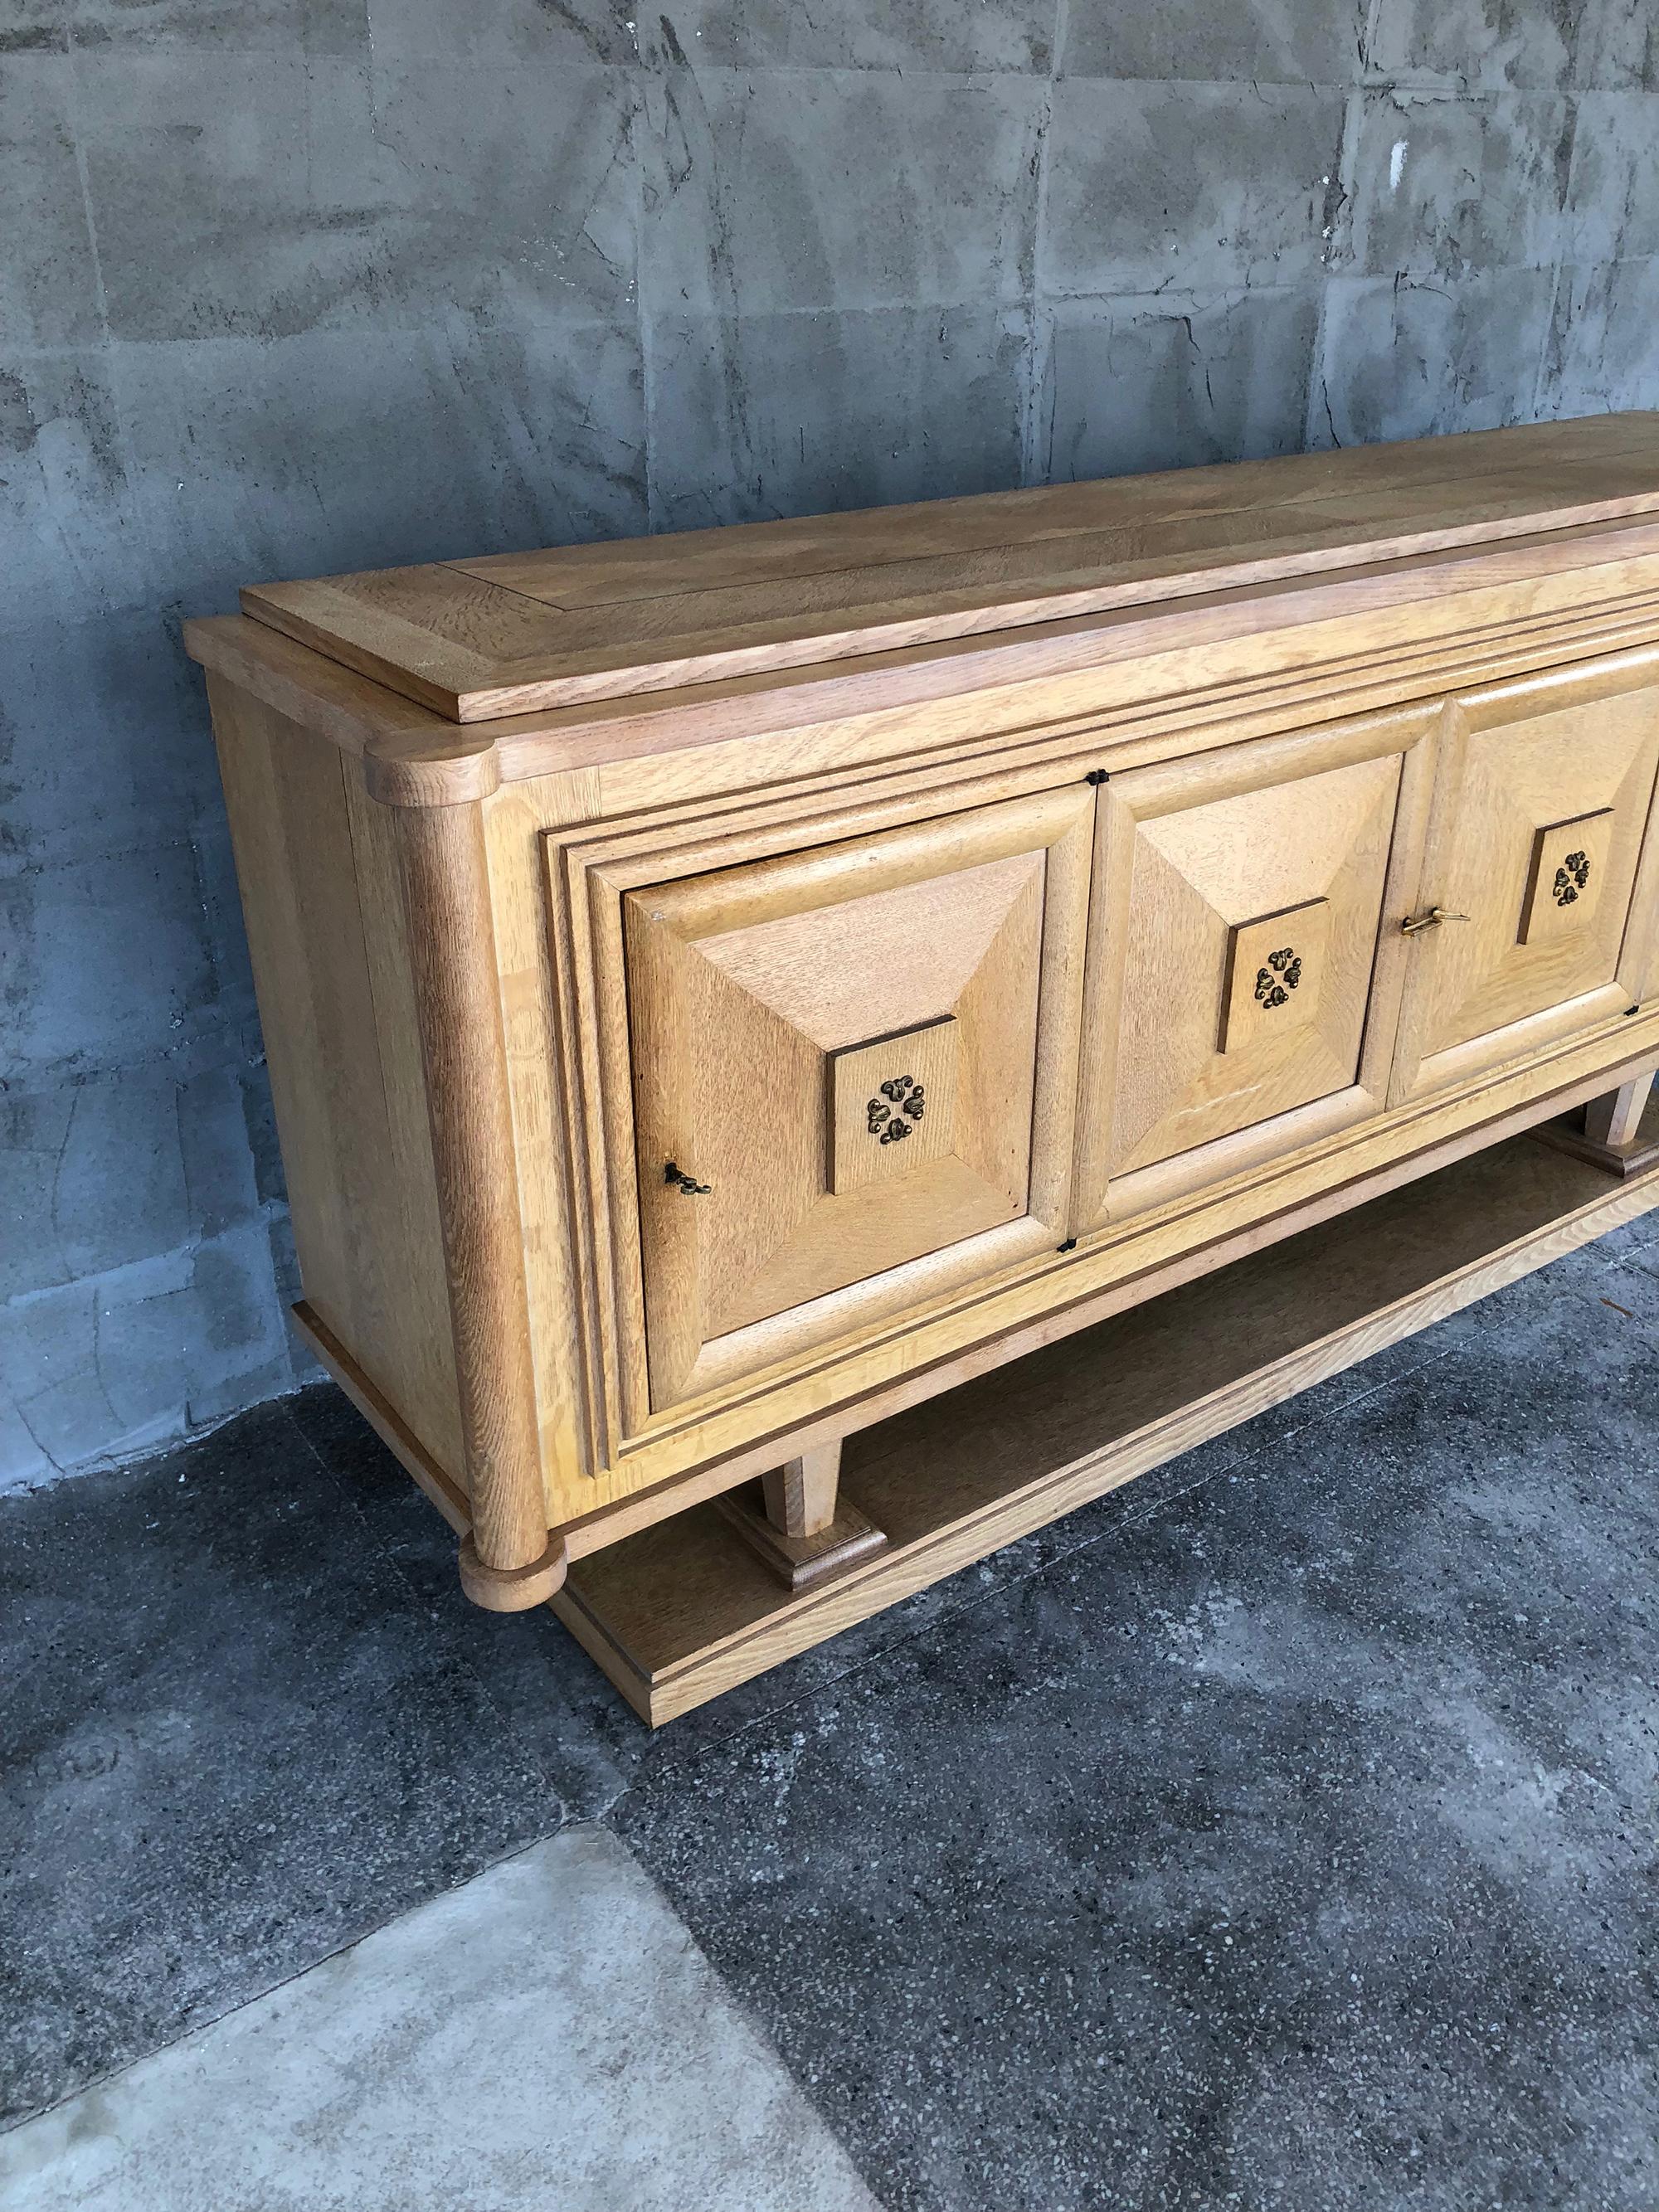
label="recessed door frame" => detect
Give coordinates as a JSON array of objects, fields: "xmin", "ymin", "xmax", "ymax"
[
  {"xmin": 1389, "ymin": 650, "xmax": 1659, "ymax": 1106},
  {"xmin": 1072, "ymin": 702, "xmax": 1443, "ymax": 1235},
  {"xmin": 543, "ymin": 753, "xmax": 1097, "ymax": 1460}
]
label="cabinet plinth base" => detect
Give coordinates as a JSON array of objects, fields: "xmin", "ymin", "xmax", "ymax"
[
  {"xmin": 1530, "ymin": 1072, "xmax": 1659, "ymax": 1179},
  {"xmin": 1530, "ymin": 1119, "xmax": 1659, "ymax": 1179},
  {"xmin": 551, "ymin": 1124, "xmax": 1659, "ymax": 1728},
  {"xmin": 713, "ymin": 1482, "xmax": 889, "ymax": 1592}
]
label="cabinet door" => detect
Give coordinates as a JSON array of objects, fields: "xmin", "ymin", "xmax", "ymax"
[
  {"xmin": 1073, "ymin": 705, "xmax": 1438, "ymax": 1231},
  {"xmin": 1389, "ymin": 656, "xmax": 1659, "ymax": 1104},
  {"xmin": 625, "ymin": 786, "xmax": 1093, "ymax": 1412}
]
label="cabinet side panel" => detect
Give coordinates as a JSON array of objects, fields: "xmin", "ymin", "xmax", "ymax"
[
  {"xmin": 340, "ymin": 774, "xmax": 468, "ymax": 1478},
  {"xmin": 206, "ymin": 674, "xmax": 464, "ymax": 1483}
]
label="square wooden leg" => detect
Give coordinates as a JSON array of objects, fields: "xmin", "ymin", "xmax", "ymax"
[
  {"xmin": 714, "ymin": 1438, "xmax": 888, "ymax": 1592},
  {"xmin": 1531, "ymin": 1072, "xmax": 1659, "ymax": 1179}
]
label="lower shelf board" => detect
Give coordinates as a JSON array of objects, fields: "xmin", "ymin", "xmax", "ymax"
[{"xmin": 552, "ymin": 1118, "xmax": 1659, "ymax": 1727}]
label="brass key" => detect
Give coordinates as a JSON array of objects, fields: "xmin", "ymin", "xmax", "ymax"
[{"xmin": 1401, "ymin": 906, "xmax": 1471, "ymax": 936}]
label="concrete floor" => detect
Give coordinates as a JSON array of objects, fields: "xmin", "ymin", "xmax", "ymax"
[{"xmin": 4, "ymin": 1208, "xmax": 1659, "ymax": 2209}]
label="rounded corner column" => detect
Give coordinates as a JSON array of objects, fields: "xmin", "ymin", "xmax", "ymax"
[{"xmin": 394, "ymin": 789, "xmax": 552, "ymax": 1603}]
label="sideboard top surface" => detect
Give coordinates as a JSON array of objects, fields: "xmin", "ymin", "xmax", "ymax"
[{"xmin": 233, "ymin": 414, "xmax": 1659, "ymax": 726}]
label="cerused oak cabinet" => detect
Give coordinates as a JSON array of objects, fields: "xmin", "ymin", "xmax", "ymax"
[{"xmin": 187, "ymin": 415, "xmax": 1659, "ymax": 1722}]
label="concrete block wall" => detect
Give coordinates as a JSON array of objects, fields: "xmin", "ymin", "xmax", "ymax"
[{"xmin": 3, "ymin": 0, "xmax": 1657, "ymax": 1486}]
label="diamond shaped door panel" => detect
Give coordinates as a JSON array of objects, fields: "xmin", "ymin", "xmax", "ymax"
[
  {"xmin": 625, "ymin": 788, "xmax": 1092, "ymax": 1412},
  {"xmin": 1075, "ymin": 706, "xmax": 1438, "ymax": 1230},
  {"xmin": 1389, "ymin": 655, "xmax": 1659, "ymax": 1104}
]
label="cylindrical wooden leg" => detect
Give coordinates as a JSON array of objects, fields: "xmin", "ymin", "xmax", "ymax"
[
  {"xmin": 761, "ymin": 1441, "xmax": 841, "ymax": 1539},
  {"xmin": 396, "ymin": 797, "xmax": 565, "ymax": 1610}
]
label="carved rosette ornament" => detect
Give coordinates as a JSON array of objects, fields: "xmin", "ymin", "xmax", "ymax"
[
  {"xmin": 1552, "ymin": 850, "xmax": 1591, "ymax": 907},
  {"xmin": 1253, "ymin": 946, "xmax": 1303, "ymax": 1010},
  {"xmin": 867, "ymin": 1074, "xmax": 927, "ymax": 1145}
]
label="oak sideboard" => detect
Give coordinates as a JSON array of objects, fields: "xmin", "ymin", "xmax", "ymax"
[{"xmin": 187, "ymin": 415, "xmax": 1659, "ymax": 1722}]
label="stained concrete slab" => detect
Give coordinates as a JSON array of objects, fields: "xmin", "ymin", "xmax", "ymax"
[
  {"xmin": 1043, "ymin": 80, "xmax": 1346, "ymax": 299},
  {"xmin": 74, "ymin": 51, "xmax": 642, "ymax": 344},
  {"xmin": 1, "ymin": 0, "xmax": 371, "ymax": 55},
  {"xmin": 109, "ymin": 317, "xmax": 647, "ymax": 610},
  {"xmin": 0, "ymin": 55, "xmax": 105, "ymax": 348},
  {"xmin": 1316, "ymin": 265, "xmax": 1560, "ymax": 445},
  {"xmin": 1039, "ymin": 285, "xmax": 1320, "ymax": 484},
  {"xmin": 0, "ymin": 840, "xmax": 220, "ymax": 1082},
  {"xmin": 1, "ymin": 351, "xmax": 153, "ymax": 632},
  {"xmin": 1546, "ymin": 253, "xmax": 1659, "ymax": 418},
  {"xmin": 1062, "ymin": 0, "xmax": 1365, "ymax": 85},
  {"xmin": 0, "ymin": 1401, "xmax": 557, "ymax": 2125},
  {"xmin": 362, "ymin": 0, "xmax": 638, "ymax": 67},
  {"xmin": 642, "ymin": 69, "xmax": 1044, "ymax": 319},
  {"xmin": 1364, "ymin": 0, "xmax": 1585, "ymax": 90},
  {"xmin": 1563, "ymin": 89, "xmax": 1659, "ymax": 265},
  {"xmin": 0, "ymin": 1214, "xmax": 299, "ymax": 1484},
  {"xmin": 615, "ymin": 1250, "xmax": 1659, "ymax": 2211},
  {"xmin": 635, "ymin": 0, "xmax": 1054, "ymax": 72},
  {"xmin": 0, "ymin": 609, "xmax": 220, "ymax": 876},
  {"xmin": 1338, "ymin": 90, "xmax": 1577, "ymax": 281},
  {"xmin": 0, "ymin": 1053, "xmax": 268, "ymax": 1312},
  {"xmin": 0, "ymin": 1826, "xmax": 885, "ymax": 2212},
  {"xmin": 645, "ymin": 303, "xmax": 1029, "ymax": 532},
  {"xmin": 6, "ymin": 1202, "xmax": 1659, "ymax": 2203},
  {"xmin": 1574, "ymin": 0, "xmax": 1659, "ymax": 90}
]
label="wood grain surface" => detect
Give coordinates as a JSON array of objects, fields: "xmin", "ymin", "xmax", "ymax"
[
  {"xmin": 192, "ymin": 418, "xmax": 1659, "ymax": 1641},
  {"xmin": 557, "ymin": 1125, "xmax": 1659, "ymax": 1721},
  {"xmin": 236, "ymin": 416, "xmax": 1659, "ymax": 721}
]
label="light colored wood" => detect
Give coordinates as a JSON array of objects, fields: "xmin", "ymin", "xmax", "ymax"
[
  {"xmin": 338, "ymin": 1034, "xmax": 1659, "ymax": 1576},
  {"xmin": 556, "ymin": 1130, "xmax": 1659, "ymax": 1722},
  {"xmin": 609, "ymin": 781, "xmax": 1093, "ymax": 1414},
  {"xmin": 1074, "ymin": 702, "xmax": 1438, "ymax": 1229},
  {"xmin": 456, "ymin": 1530, "xmax": 567, "ymax": 1612},
  {"xmin": 290, "ymin": 1299, "xmax": 469, "ymax": 1534},
  {"xmin": 1532, "ymin": 1072, "xmax": 1659, "ymax": 1178},
  {"xmin": 237, "ymin": 416, "xmax": 1659, "ymax": 719},
  {"xmin": 713, "ymin": 1435, "xmax": 883, "ymax": 1592},
  {"xmin": 1219, "ymin": 898, "xmax": 1332, "ymax": 1057},
  {"xmin": 542, "ymin": 750, "xmax": 1108, "ymax": 1483},
  {"xmin": 1390, "ymin": 654, "xmax": 1659, "ymax": 1103},
  {"xmin": 713, "ymin": 1487, "xmax": 888, "ymax": 1593},
  {"xmin": 205, "ymin": 679, "xmax": 464, "ymax": 1484},
  {"xmin": 192, "ymin": 418, "xmax": 1659, "ymax": 1632},
  {"xmin": 1588, "ymin": 1070, "xmax": 1656, "ymax": 1150},
  {"xmin": 339, "ymin": 772, "xmax": 469, "ymax": 1474},
  {"xmin": 394, "ymin": 799, "xmax": 548, "ymax": 1583},
  {"xmin": 191, "ymin": 527, "xmax": 1659, "ymax": 823},
  {"xmin": 828, "ymin": 1018, "xmax": 959, "ymax": 1198},
  {"xmin": 483, "ymin": 770, "xmax": 607, "ymax": 1514},
  {"xmin": 761, "ymin": 1439, "xmax": 843, "ymax": 1538},
  {"xmin": 542, "ymin": 717, "xmax": 1659, "ymax": 1514},
  {"xmin": 1518, "ymin": 809, "xmax": 1617, "ymax": 946}
]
